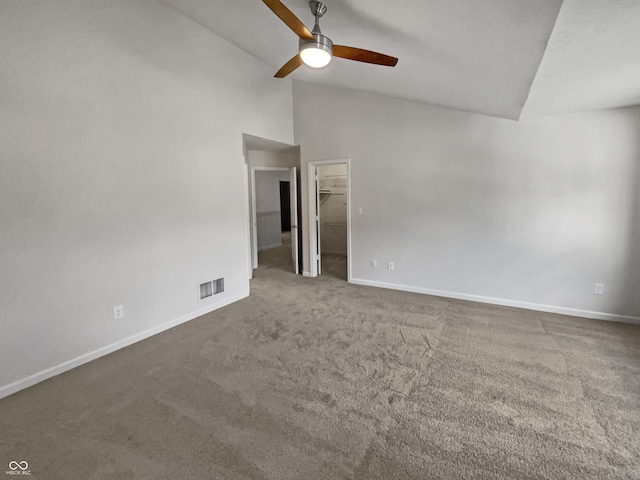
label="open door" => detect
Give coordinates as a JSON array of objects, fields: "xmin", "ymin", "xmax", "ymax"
[
  {"xmin": 315, "ymin": 167, "xmax": 322, "ymax": 275},
  {"xmin": 290, "ymin": 167, "xmax": 299, "ymax": 274}
]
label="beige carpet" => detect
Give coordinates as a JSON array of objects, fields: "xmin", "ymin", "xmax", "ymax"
[{"xmin": 1, "ymin": 244, "xmax": 639, "ymax": 479}]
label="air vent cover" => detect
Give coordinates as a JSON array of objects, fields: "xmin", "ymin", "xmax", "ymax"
[
  {"xmin": 213, "ymin": 278, "xmax": 224, "ymax": 294},
  {"xmin": 199, "ymin": 282, "xmax": 213, "ymax": 300},
  {"xmin": 198, "ymin": 278, "xmax": 224, "ymax": 301}
]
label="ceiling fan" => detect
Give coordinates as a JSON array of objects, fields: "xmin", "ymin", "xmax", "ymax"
[{"xmin": 262, "ymin": 0, "xmax": 399, "ymax": 78}]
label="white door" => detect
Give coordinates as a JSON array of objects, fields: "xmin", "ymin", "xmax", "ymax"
[
  {"xmin": 290, "ymin": 167, "xmax": 299, "ymax": 274},
  {"xmin": 250, "ymin": 168, "xmax": 258, "ymax": 271},
  {"xmin": 315, "ymin": 168, "xmax": 322, "ymax": 275}
]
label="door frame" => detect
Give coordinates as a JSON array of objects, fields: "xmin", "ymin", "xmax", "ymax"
[
  {"xmin": 249, "ymin": 166, "xmax": 293, "ymax": 271},
  {"xmin": 307, "ymin": 159, "xmax": 352, "ymax": 282},
  {"xmin": 289, "ymin": 166, "xmax": 300, "ymax": 275}
]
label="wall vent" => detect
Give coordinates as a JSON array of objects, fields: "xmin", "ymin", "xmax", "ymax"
[
  {"xmin": 199, "ymin": 282, "xmax": 213, "ymax": 300},
  {"xmin": 198, "ymin": 278, "xmax": 224, "ymax": 301},
  {"xmin": 213, "ymin": 277, "xmax": 224, "ymax": 294}
]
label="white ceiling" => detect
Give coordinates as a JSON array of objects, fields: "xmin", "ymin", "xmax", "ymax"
[
  {"xmin": 521, "ymin": 0, "xmax": 640, "ymax": 118},
  {"xmin": 162, "ymin": 0, "xmax": 640, "ymax": 120}
]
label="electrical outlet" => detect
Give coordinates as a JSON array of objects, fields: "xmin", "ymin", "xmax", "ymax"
[
  {"xmin": 594, "ymin": 283, "xmax": 604, "ymax": 295},
  {"xmin": 387, "ymin": 261, "xmax": 394, "ymax": 271},
  {"xmin": 357, "ymin": 207, "xmax": 363, "ymax": 215},
  {"xmin": 113, "ymin": 305, "xmax": 124, "ymax": 319},
  {"xmin": 371, "ymin": 259, "xmax": 377, "ymax": 268}
]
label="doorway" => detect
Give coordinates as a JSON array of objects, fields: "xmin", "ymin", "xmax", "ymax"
[
  {"xmin": 250, "ymin": 166, "xmax": 300, "ymax": 275},
  {"xmin": 307, "ymin": 160, "xmax": 351, "ymax": 281}
]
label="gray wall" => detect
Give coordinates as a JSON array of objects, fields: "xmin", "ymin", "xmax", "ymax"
[
  {"xmin": 255, "ymin": 170, "xmax": 289, "ymax": 250},
  {"xmin": 294, "ymin": 81, "xmax": 640, "ymax": 322},
  {"xmin": 0, "ymin": 0, "xmax": 294, "ymax": 396},
  {"xmin": 248, "ymin": 149, "xmax": 300, "ymax": 169},
  {"xmin": 255, "ymin": 170, "xmax": 290, "ymax": 214}
]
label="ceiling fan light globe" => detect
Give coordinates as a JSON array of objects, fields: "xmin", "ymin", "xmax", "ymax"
[{"xmin": 300, "ymin": 45, "xmax": 332, "ymax": 68}]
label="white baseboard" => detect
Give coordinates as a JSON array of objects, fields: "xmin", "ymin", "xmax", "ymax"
[
  {"xmin": 350, "ymin": 278, "xmax": 640, "ymax": 325},
  {"xmin": 0, "ymin": 290, "xmax": 249, "ymax": 400},
  {"xmin": 258, "ymin": 242, "xmax": 282, "ymax": 251}
]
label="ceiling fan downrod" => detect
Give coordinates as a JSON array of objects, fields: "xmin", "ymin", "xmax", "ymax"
[{"xmin": 309, "ymin": 1, "xmax": 327, "ymax": 34}]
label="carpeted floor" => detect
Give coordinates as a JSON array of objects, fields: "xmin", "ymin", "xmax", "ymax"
[{"xmin": 1, "ymin": 243, "xmax": 639, "ymax": 479}]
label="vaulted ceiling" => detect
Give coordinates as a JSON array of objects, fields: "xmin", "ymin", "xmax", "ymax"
[{"xmin": 163, "ymin": 0, "xmax": 640, "ymax": 120}]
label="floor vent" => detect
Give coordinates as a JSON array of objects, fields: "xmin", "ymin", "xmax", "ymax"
[{"xmin": 199, "ymin": 278, "xmax": 224, "ymax": 301}]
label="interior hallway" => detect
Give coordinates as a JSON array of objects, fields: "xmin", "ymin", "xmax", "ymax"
[{"xmin": 1, "ymin": 242, "xmax": 639, "ymax": 479}]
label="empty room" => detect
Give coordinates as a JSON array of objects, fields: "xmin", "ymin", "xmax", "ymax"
[{"xmin": 1, "ymin": 0, "xmax": 639, "ymax": 479}]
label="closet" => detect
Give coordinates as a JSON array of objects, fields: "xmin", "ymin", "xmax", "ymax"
[{"xmin": 317, "ymin": 164, "xmax": 348, "ymax": 278}]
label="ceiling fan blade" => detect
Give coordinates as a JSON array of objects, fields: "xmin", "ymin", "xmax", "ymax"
[
  {"xmin": 274, "ymin": 54, "xmax": 303, "ymax": 78},
  {"xmin": 333, "ymin": 45, "xmax": 398, "ymax": 67},
  {"xmin": 262, "ymin": 0, "xmax": 314, "ymax": 40}
]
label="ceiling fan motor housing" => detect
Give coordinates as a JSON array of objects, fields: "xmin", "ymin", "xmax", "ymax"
[{"xmin": 299, "ymin": 33, "xmax": 333, "ymax": 56}]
